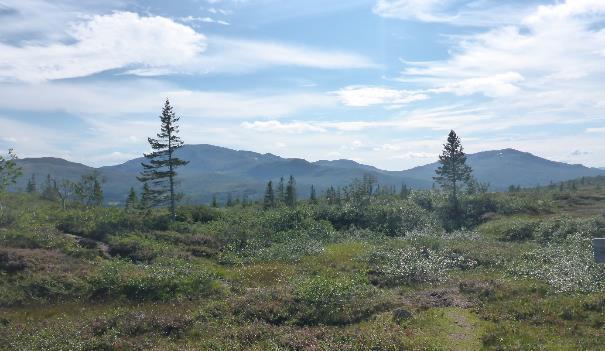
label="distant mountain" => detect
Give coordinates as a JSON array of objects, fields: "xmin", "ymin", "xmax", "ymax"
[
  {"xmin": 15, "ymin": 145, "xmax": 605, "ymax": 205},
  {"xmin": 398, "ymin": 148, "xmax": 605, "ymax": 189}
]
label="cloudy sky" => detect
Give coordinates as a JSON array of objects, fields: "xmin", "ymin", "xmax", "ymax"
[{"xmin": 0, "ymin": 0, "xmax": 604, "ymax": 170}]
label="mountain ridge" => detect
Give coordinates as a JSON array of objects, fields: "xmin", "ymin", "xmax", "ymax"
[{"xmin": 15, "ymin": 144, "xmax": 605, "ymax": 204}]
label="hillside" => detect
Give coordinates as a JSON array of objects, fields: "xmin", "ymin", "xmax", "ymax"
[
  {"xmin": 15, "ymin": 145, "xmax": 605, "ymax": 204},
  {"xmin": 399, "ymin": 148, "xmax": 605, "ymax": 189}
]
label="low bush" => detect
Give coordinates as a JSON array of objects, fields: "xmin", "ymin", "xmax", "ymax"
[
  {"xmin": 0, "ymin": 250, "xmax": 27, "ymax": 273},
  {"xmin": 367, "ymin": 245, "xmax": 477, "ymax": 287},
  {"xmin": 176, "ymin": 205, "xmax": 221, "ymax": 224},
  {"xmin": 88, "ymin": 259, "xmax": 220, "ymax": 301},
  {"xmin": 108, "ymin": 240, "xmax": 156, "ymax": 262},
  {"xmin": 508, "ymin": 234, "xmax": 605, "ymax": 293},
  {"xmin": 315, "ymin": 200, "xmax": 435, "ymax": 236},
  {"xmin": 293, "ymin": 273, "xmax": 385, "ymax": 325}
]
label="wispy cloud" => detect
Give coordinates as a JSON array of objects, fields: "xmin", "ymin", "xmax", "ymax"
[
  {"xmin": 0, "ymin": 80, "xmax": 337, "ymax": 118},
  {"xmin": 128, "ymin": 36, "xmax": 378, "ymax": 77},
  {"xmin": 0, "ymin": 10, "xmax": 376, "ymax": 82},
  {"xmin": 332, "ymin": 86, "xmax": 429, "ymax": 107},
  {"xmin": 373, "ymin": 0, "xmax": 536, "ymax": 26}
]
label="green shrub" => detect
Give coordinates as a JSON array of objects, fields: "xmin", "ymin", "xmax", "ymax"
[
  {"xmin": 534, "ymin": 216, "xmax": 604, "ymax": 243},
  {"xmin": 176, "ymin": 205, "xmax": 221, "ymax": 224},
  {"xmin": 88, "ymin": 259, "xmax": 220, "ymax": 301},
  {"xmin": 315, "ymin": 200, "xmax": 435, "ymax": 236},
  {"xmin": 0, "ymin": 209, "xmax": 17, "ymax": 228},
  {"xmin": 108, "ymin": 240, "xmax": 156, "ymax": 262},
  {"xmin": 293, "ymin": 274, "xmax": 383, "ymax": 325}
]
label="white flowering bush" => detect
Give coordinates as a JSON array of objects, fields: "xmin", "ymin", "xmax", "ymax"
[
  {"xmin": 508, "ymin": 234, "xmax": 605, "ymax": 293},
  {"xmin": 367, "ymin": 246, "xmax": 477, "ymax": 286}
]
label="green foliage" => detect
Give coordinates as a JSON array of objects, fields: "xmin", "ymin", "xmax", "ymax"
[
  {"xmin": 315, "ymin": 199, "xmax": 436, "ymax": 236},
  {"xmin": 88, "ymin": 259, "xmax": 220, "ymax": 301},
  {"xmin": 74, "ymin": 171, "xmax": 104, "ymax": 206},
  {"xmin": 293, "ymin": 273, "xmax": 385, "ymax": 325},
  {"xmin": 175, "ymin": 205, "xmax": 221, "ymax": 224},
  {"xmin": 138, "ymin": 99, "xmax": 189, "ymax": 219},
  {"xmin": 2, "ymin": 182, "xmax": 605, "ymax": 349},
  {"xmin": 0, "ymin": 148, "xmax": 21, "ymax": 194},
  {"xmin": 263, "ymin": 180, "xmax": 275, "ymax": 209}
]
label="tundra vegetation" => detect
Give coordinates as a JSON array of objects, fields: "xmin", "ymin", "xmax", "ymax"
[{"xmin": 1, "ymin": 124, "xmax": 605, "ymax": 349}]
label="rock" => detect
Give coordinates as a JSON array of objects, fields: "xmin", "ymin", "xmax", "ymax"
[{"xmin": 392, "ymin": 308, "xmax": 413, "ymax": 323}]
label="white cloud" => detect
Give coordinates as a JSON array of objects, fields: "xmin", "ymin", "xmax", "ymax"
[
  {"xmin": 0, "ymin": 10, "xmax": 375, "ymax": 82},
  {"xmin": 396, "ymin": 0, "xmax": 605, "ymax": 129},
  {"xmin": 0, "ymin": 12, "xmax": 206, "ymax": 82},
  {"xmin": 0, "ymin": 0, "xmax": 127, "ymax": 40},
  {"xmin": 373, "ymin": 0, "xmax": 534, "ymax": 26},
  {"xmin": 333, "ymin": 86, "xmax": 429, "ymax": 107},
  {"xmin": 242, "ymin": 120, "xmax": 327, "ymax": 134},
  {"xmin": 586, "ymin": 127, "xmax": 605, "ymax": 133},
  {"xmin": 179, "ymin": 16, "xmax": 230, "ymax": 25},
  {"xmin": 0, "ymin": 80, "xmax": 337, "ymax": 119},
  {"xmin": 129, "ymin": 37, "xmax": 378, "ymax": 76},
  {"xmin": 433, "ymin": 72, "xmax": 524, "ymax": 97},
  {"xmin": 373, "ymin": 0, "xmax": 454, "ymax": 22}
]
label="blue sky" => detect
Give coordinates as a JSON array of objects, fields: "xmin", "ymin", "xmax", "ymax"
[{"xmin": 0, "ymin": 0, "xmax": 604, "ymax": 170}]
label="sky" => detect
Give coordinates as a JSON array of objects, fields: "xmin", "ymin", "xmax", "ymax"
[{"xmin": 0, "ymin": 0, "xmax": 604, "ymax": 170}]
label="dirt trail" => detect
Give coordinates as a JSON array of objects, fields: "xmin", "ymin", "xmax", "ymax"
[{"xmin": 445, "ymin": 308, "xmax": 482, "ymax": 351}]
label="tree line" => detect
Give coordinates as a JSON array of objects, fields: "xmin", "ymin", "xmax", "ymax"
[{"xmin": 0, "ymin": 99, "xmax": 481, "ymax": 230}]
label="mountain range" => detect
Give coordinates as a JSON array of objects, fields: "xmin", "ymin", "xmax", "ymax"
[{"xmin": 15, "ymin": 145, "xmax": 605, "ymax": 204}]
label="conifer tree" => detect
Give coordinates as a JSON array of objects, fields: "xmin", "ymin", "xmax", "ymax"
[
  {"xmin": 399, "ymin": 184, "xmax": 410, "ymax": 199},
  {"xmin": 264, "ymin": 181, "xmax": 275, "ymax": 209},
  {"xmin": 434, "ymin": 130, "xmax": 473, "ymax": 203},
  {"xmin": 125, "ymin": 187, "xmax": 138, "ymax": 211},
  {"xmin": 277, "ymin": 176, "xmax": 285, "ymax": 204},
  {"xmin": 138, "ymin": 99, "xmax": 189, "ymax": 220},
  {"xmin": 310, "ymin": 185, "xmax": 317, "ymax": 204},
  {"xmin": 140, "ymin": 183, "xmax": 153, "ymax": 210},
  {"xmin": 26, "ymin": 174, "xmax": 37, "ymax": 193},
  {"xmin": 41, "ymin": 174, "xmax": 59, "ymax": 201},
  {"xmin": 75, "ymin": 171, "xmax": 104, "ymax": 207},
  {"xmin": 226, "ymin": 193, "xmax": 233, "ymax": 207},
  {"xmin": 434, "ymin": 130, "xmax": 473, "ymax": 229},
  {"xmin": 285, "ymin": 175, "xmax": 297, "ymax": 207},
  {"xmin": 211, "ymin": 194, "xmax": 218, "ymax": 208}
]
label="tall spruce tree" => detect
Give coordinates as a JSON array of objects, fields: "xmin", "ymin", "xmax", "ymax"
[
  {"xmin": 434, "ymin": 130, "xmax": 473, "ymax": 229},
  {"xmin": 434, "ymin": 130, "xmax": 472, "ymax": 198},
  {"xmin": 264, "ymin": 181, "xmax": 275, "ymax": 209},
  {"xmin": 285, "ymin": 175, "xmax": 297, "ymax": 207},
  {"xmin": 138, "ymin": 99, "xmax": 189, "ymax": 220}
]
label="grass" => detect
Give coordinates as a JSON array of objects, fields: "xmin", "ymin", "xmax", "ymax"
[{"xmin": 1, "ymin": 179, "xmax": 605, "ymax": 350}]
